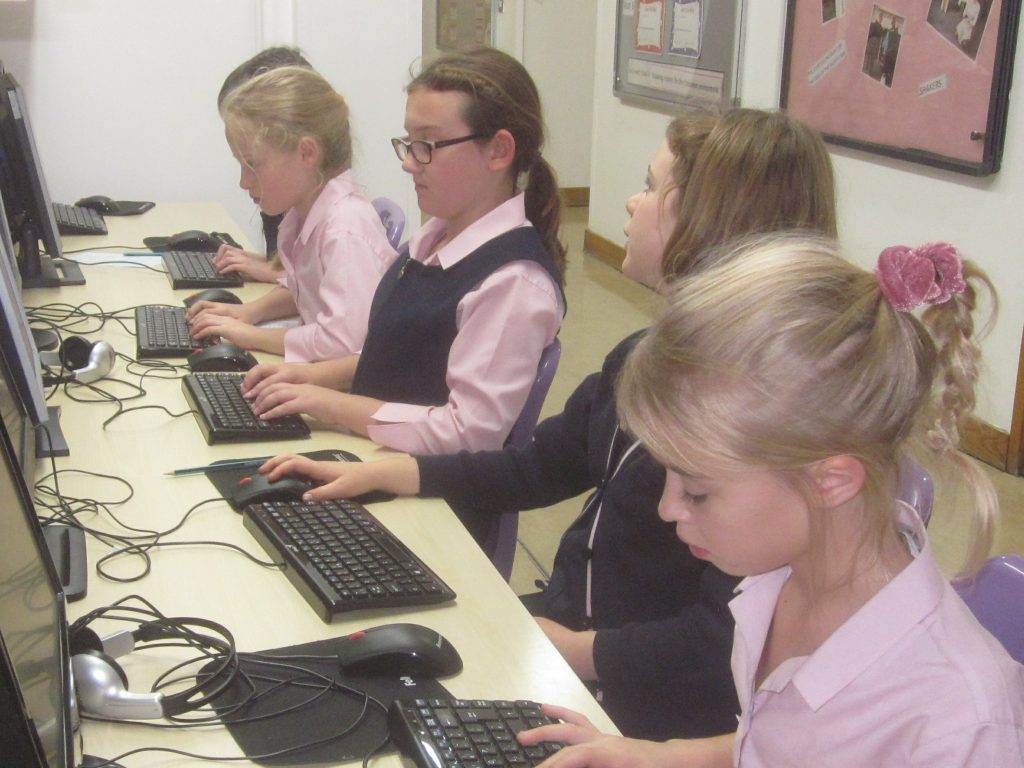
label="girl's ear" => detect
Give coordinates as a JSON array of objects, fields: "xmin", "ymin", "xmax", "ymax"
[
  {"xmin": 486, "ymin": 129, "xmax": 517, "ymax": 172},
  {"xmin": 298, "ymin": 135, "xmax": 322, "ymax": 169},
  {"xmin": 811, "ymin": 455, "xmax": 866, "ymax": 509}
]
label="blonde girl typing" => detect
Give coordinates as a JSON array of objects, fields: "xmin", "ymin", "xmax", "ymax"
[
  {"xmin": 520, "ymin": 235, "xmax": 1024, "ymax": 766},
  {"xmin": 188, "ymin": 66, "xmax": 396, "ymax": 362}
]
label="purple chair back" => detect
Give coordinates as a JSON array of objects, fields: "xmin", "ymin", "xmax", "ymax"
[
  {"xmin": 898, "ymin": 457, "xmax": 934, "ymax": 526},
  {"xmin": 371, "ymin": 197, "xmax": 405, "ymax": 250},
  {"xmin": 953, "ymin": 555, "xmax": 1024, "ymax": 664},
  {"xmin": 486, "ymin": 338, "xmax": 562, "ymax": 581}
]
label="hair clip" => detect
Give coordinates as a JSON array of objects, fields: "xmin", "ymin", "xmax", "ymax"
[{"xmin": 875, "ymin": 242, "xmax": 966, "ymax": 312}]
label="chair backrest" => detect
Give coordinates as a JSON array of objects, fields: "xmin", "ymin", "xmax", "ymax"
[
  {"xmin": 486, "ymin": 338, "xmax": 562, "ymax": 581},
  {"xmin": 953, "ymin": 554, "xmax": 1024, "ymax": 664},
  {"xmin": 371, "ymin": 197, "xmax": 405, "ymax": 250},
  {"xmin": 897, "ymin": 456, "xmax": 935, "ymax": 526}
]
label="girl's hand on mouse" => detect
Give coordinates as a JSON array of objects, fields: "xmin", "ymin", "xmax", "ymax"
[
  {"xmin": 260, "ymin": 455, "xmax": 421, "ymax": 500},
  {"xmin": 214, "ymin": 244, "xmax": 285, "ymax": 283},
  {"xmin": 520, "ymin": 707, "xmax": 732, "ymax": 768}
]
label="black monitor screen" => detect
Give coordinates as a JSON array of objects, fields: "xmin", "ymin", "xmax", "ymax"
[
  {"xmin": 0, "ymin": 71, "xmax": 81, "ymax": 289},
  {"xmin": 0, "ymin": 73, "xmax": 61, "ymax": 257},
  {"xmin": 0, "ymin": 416, "xmax": 75, "ymax": 767},
  {"xmin": 0, "ymin": 186, "xmax": 48, "ymax": 428}
]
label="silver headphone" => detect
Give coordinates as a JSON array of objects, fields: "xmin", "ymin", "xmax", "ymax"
[{"xmin": 40, "ymin": 336, "xmax": 115, "ymax": 384}]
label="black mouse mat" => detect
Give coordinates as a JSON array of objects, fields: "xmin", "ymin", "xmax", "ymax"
[
  {"xmin": 200, "ymin": 635, "xmax": 451, "ymax": 765},
  {"xmin": 205, "ymin": 448, "xmax": 395, "ymax": 510}
]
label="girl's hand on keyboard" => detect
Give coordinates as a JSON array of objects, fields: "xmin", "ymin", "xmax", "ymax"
[
  {"xmin": 214, "ymin": 244, "xmax": 284, "ymax": 283},
  {"xmin": 260, "ymin": 454, "xmax": 421, "ymax": 500},
  {"xmin": 519, "ymin": 704, "xmax": 734, "ymax": 768}
]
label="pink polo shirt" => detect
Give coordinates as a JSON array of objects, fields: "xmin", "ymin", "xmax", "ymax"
[
  {"xmin": 731, "ymin": 503, "xmax": 1024, "ymax": 766},
  {"xmin": 366, "ymin": 193, "xmax": 563, "ymax": 454},
  {"xmin": 277, "ymin": 171, "xmax": 397, "ymax": 362}
]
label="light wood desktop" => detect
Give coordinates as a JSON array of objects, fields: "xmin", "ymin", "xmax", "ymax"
[{"xmin": 26, "ymin": 203, "xmax": 617, "ymax": 766}]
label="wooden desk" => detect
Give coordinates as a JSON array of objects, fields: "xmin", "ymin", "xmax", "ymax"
[{"xmin": 26, "ymin": 204, "xmax": 616, "ymax": 766}]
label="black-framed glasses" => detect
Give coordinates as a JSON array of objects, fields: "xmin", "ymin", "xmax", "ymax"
[{"xmin": 391, "ymin": 134, "xmax": 482, "ymax": 165}]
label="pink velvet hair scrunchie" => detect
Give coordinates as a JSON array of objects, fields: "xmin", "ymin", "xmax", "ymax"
[{"xmin": 875, "ymin": 242, "xmax": 967, "ymax": 312}]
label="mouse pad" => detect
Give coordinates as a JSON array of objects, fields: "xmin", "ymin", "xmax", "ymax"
[
  {"xmin": 205, "ymin": 448, "xmax": 396, "ymax": 510},
  {"xmin": 200, "ymin": 635, "xmax": 451, "ymax": 766}
]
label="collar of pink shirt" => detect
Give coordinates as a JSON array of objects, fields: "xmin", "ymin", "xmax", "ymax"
[
  {"xmin": 408, "ymin": 193, "xmax": 530, "ymax": 269},
  {"xmin": 730, "ymin": 502, "xmax": 942, "ymax": 712}
]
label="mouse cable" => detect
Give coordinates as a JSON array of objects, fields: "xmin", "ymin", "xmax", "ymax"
[
  {"xmin": 86, "ymin": 666, "xmax": 382, "ymax": 764},
  {"xmin": 41, "ymin": 248, "xmax": 170, "ymax": 276},
  {"xmin": 60, "ymin": 245, "xmax": 149, "ymax": 254},
  {"xmin": 26, "ymin": 299, "xmax": 135, "ymax": 336},
  {"xmin": 75, "ymin": 599, "xmax": 388, "ymax": 762},
  {"xmin": 102, "ymin": 403, "xmax": 197, "ymax": 430},
  {"xmin": 33, "ymin": 458, "xmax": 278, "ymax": 582}
]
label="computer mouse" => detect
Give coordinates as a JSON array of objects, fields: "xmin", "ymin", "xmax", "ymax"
[
  {"xmin": 232, "ymin": 472, "xmax": 316, "ymax": 507},
  {"xmin": 337, "ymin": 623, "xmax": 463, "ymax": 678},
  {"xmin": 166, "ymin": 229, "xmax": 226, "ymax": 252},
  {"xmin": 75, "ymin": 195, "xmax": 116, "ymax": 215},
  {"xmin": 182, "ymin": 288, "xmax": 242, "ymax": 308},
  {"xmin": 187, "ymin": 342, "xmax": 258, "ymax": 372}
]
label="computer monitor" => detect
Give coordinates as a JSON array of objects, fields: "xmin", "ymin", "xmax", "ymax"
[
  {"xmin": 0, "ymin": 187, "xmax": 68, "ymax": 466},
  {"xmin": 0, "ymin": 70, "xmax": 83, "ymax": 289},
  {"xmin": 0, "ymin": 415, "xmax": 78, "ymax": 768}
]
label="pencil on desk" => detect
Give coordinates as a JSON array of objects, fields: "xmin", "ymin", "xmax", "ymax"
[{"xmin": 165, "ymin": 457, "xmax": 272, "ymax": 477}]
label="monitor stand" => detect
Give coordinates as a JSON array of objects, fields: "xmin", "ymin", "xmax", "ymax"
[
  {"xmin": 36, "ymin": 405, "xmax": 69, "ymax": 458},
  {"xmin": 19, "ymin": 223, "xmax": 85, "ymax": 288},
  {"xmin": 42, "ymin": 524, "xmax": 87, "ymax": 602},
  {"xmin": 81, "ymin": 757, "xmax": 125, "ymax": 768}
]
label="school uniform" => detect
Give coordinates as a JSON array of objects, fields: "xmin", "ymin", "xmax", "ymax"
[
  {"xmin": 277, "ymin": 170, "xmax": 397, "ymax": 363},
  {"xmin": 731, "ymin": 503, "xmax": 1024, "ymax": 766},
  {"xmin": 417, "ymin": 332, "xmax": 740, "ymax": 740},
  {"xmin": 354, "ymin": 193, "xmax": 563, "ymax": 454}
]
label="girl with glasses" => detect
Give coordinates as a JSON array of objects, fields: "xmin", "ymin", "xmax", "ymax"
[
  {"xmin": 240, "ymin": 46, "xmax": 566, "ymax": 454},
  {"xmin": 187, "ymin": 66, "xmax": 397, "ymax": 362}
]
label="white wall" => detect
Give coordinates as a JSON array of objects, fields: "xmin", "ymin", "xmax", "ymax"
[
  {"xmin": 521, "ymin": 0, "xmax": 596, "ymax": 189},
  {"xmin": 589, "ymin": 2, "xmax": 1024, "ymax": 433},
  {"xmin": 0, "ymin": 0, "xmax": 421, "ymax": 250}
]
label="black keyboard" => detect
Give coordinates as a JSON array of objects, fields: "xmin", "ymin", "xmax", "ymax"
[
  {"xmin": 389, "ymin": 699, "xmax": 563, "ymax": 768},
  {"xmin": 135, "ymin": 305, "xmax": 216, "ymax": 358},
  {"xmin": 243, "ymin": 498, "xmax": 457, "ymax": 622},
  {"xmin": 181, "ymin": 372, "xmax": 310, "ymax": 444},
  {"xmin": 163, "ymin": 250, "xmax": 243, "ymax": 289},
  {"xmin": 53, "ymin": 202, "xmax": 107, "ymax": 236}
]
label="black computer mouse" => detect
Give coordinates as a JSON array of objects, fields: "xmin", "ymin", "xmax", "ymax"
[
  {"xmin": 182, "ymin": 288, "xmax": 242, "ymax": 309},
  {"xmin": 75, "ymin": 195, "xmax": 117, "ymax": 215},
  {"xmin": 337, "ymin": 623, "xmax": 463, "ymax": 678},
  {"xmin": 231, "ymin": 472, "xmax": 316, "ymax": 507},
  {"xmin": 187, "ymin": 342, "xmax": 258, "ymax": 372},
  {"xmin": 166, "ymin": 229, "xmax": 227, "ymax": 252}
]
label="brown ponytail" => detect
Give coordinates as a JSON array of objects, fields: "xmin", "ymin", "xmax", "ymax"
[{"xmin": 409, "ymin": 46, "xmax": 566, "ymax": 283}]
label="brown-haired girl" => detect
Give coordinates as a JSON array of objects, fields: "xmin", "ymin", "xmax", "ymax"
[{"xmin": 241, "ymin": 47, "xmax": 566, "ymax": 454}]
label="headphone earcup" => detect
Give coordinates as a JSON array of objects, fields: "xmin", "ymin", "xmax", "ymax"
[
  {"xmin": 71, "ymin": 650, "xmax": 164, "ymax": 720},
  {"xmin": 69, "ymin": 625, "xmax": 104, "ymax": 656},
  {"xmin": 59, "ymin": 336, "xmax": 94, "ymax": 370},
  {"xmin": 58, "ymin": 337, "xmax": 115, "ymax": 384}
]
